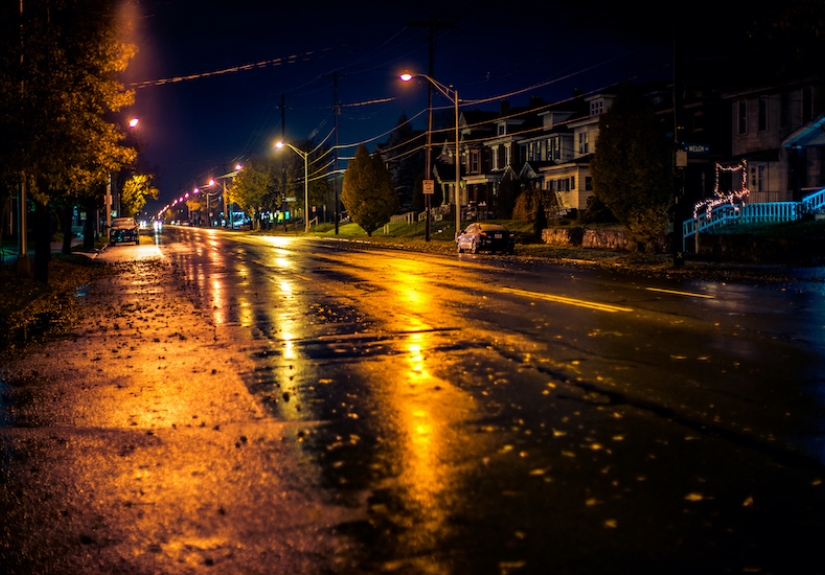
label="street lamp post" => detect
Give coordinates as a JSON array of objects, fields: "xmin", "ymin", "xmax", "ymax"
[
  {"xmin": 400, "ymin": 72, "xmax": 461, "ymax": 239},
  {"xmin": 275, "ymin": 141, "xmax": 310, "ymax": 232}
]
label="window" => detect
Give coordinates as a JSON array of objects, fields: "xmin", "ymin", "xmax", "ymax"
[
  {"xmin": 590, "ymin": 101, "xmax": 603, "ymax": 116},
  {"xmin": 470, "ymin": 151, "xmax": 479, "ymax": 173},
  {"xmin": 578, "ymin": 132, "xmax": 589, "ymax": 155},
  {"xmin": 585, "ymin": 176, "xmax": 592, "ymax": 191},
  {"xmin": 498, "ymin": 124, "xmax": 506, "ymax": 136},
  {"xmin": 780, "ymin": 92, "xmax": 789, "ymax": 128},
  {"xmin": 737, "ymin": 101, "xmax": 747, "ymax": 135},
  {"xmin": 570, "ymin": 176, "xmax": 576, "ymax": 190},
  {"xmin": 547, "ymin": 138, "xmax": 559, "ymax": 161},
  {"xmin": 751, "ymin": 164, "xmax": 766, "ymax": 192},
  {"xmin": 758, "ymin": 96, "xmax": 767, "ymax": 131}
]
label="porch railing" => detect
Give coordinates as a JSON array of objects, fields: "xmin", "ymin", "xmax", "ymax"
[{"xmin": 682, "ymin": 187, "xmax": 825, "ymax": 251}]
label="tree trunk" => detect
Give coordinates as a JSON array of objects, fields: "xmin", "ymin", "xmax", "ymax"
[
  {"xmin": 33, "ymin": 200, "xmax": 51, "ymax": 284},
  {"xmin": 61, "ymin": 206, "xmax": 73, "ymax": 255},
  {"xmin": 83, "ymin": 201, "xmax": 96, "ymax": 251}
]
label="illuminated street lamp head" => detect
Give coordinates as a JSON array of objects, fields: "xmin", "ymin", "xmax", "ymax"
[
  {"xmin": 400, "ymin": 73, "xmax": 413, "ymax": 82},
  {"xmin": 275, "ymin": 141, "xmax": 285, "ymax": 149},
  {"xmin": 129, "ymin": 117, "xmax": 139, "ymax": 128}
]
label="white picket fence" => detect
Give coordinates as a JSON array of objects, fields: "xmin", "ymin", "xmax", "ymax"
[
  {"xmin": 390, "ymin": 211, "xmax": 416, "ymax": 224},
  {"xmin": 682, "ymin": 187, "xmax": 825, "ymax": 251}
]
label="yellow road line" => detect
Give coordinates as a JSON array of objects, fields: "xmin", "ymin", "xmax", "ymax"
[
  {"xmin": 645, "ymin": 287, "xmax": 715, "ymax": 299},
  {"xmin": 500, "ymin": 287, "xmax": 633, "ymax": 313}
]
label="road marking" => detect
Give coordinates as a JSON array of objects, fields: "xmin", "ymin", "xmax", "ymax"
[
  {"xmin": 500, "ymin": 287, "xmax": 633, "ymax": 313},
  {"xmin": 645, "ymin": 287, "xmax": 715, "ymax": 299}
]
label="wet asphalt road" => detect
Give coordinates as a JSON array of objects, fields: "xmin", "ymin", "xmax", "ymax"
[
  {"xmin": 162, "ymin": 226, "xmax": 825, "ymax": 573},
  {"xmin": 3, "ymin": 226, "xmax": 825, "ymax": 574}
]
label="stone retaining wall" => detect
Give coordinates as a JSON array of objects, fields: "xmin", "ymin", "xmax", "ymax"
[{"xmin": 541, "ymin": 227, "xmax": 668, "ymax": 253}]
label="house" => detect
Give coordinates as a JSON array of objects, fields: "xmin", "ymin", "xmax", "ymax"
[
  {"xmin": 726, "ymin": 78, "xmax": 824, "ymax": 203},
  {"xmin": 454, "ymin": 109, "xmax": 498, "ymax": 211},
  {"xmin": 539, "ymin": 92, "xmax": 614, "ymax": 212},
  {"xmin": 517, "ymin": 107, "xmax": 578, "ymax": 194}
]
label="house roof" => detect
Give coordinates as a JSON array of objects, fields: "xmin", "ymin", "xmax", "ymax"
[
  {"xmin": 539, "ymin": 154, "xmax": 595, "ymax": 174},
  {"xmin": 783, "ymin": 113, "xmax": 825, "ymax": 148}
]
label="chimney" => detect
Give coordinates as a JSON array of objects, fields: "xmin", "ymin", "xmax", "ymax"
[{"xmin": 500, "ymin": 100, "xmax": 510, "ymax": 116}]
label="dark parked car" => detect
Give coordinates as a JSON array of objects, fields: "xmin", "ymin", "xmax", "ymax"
[
  {"xmin": 109, "ymin": 217, "xmax": 140, "ymax": 246},
  {"xmin": 456, "ymin": 223, "xmax": 515, "ymax": 254}
]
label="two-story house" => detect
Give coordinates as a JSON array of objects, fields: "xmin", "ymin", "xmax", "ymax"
[
  {"xmin": 539, "ymin": 92, "xmax": 615, "ymax": 213},
  {"xmin": 432, "ymin": 109, "xmax": 497, "ymax": 211},
  {"xmin": 516, "ymin": 108, "xmax": 578, "ymax": 192},
  {"xmin": 727, "ymin": 78, "xmax": 824, "ymax": 203}
]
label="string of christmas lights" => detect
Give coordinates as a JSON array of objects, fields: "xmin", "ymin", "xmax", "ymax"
[{"xmin": 693, "ymin": 160, "xmax": 750, "ymax": 219}]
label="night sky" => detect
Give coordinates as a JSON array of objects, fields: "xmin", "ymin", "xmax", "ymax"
[{"xmin": 118, "ymin": 0, "xmax": 747, "ymax": 213}]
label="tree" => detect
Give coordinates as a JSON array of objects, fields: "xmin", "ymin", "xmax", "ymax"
[
  {"xmin": 341, "ymin": 145, "xmax": 399, "ymax": 236},
  {"xmin": 121, "ymin": 174, "xmax": 159, "ymax": 218},
  {"xmin": 0, "ymin": 0, "xmax": 137, "ymax": 282},
  {"xmin": 496, "ymin": 178, "xmax": 523, "ymax": 219},
  {"xmin": 382, "ymin": 114, "xmax": 424, "ymax": 208},
  {"xmin": 231, "ymin": 156, "xmax": 279, "ymax": 228},
  {"xmin": 589, "ymin": 85, "xmax": 673, "ymax": 245},
  {"xmin": 513, "ymin": 187, "xmax": 541, "ymax": 221}
]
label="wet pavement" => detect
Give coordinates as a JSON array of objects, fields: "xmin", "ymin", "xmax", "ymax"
[{"xmin": 2, "ymin": 227, "xmax": 825, "ymax": 574}]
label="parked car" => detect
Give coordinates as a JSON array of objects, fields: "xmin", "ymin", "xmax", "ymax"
[
  {"xmin": 456, "ymin": 223, "xmax": 515, "ymax": 254},
  {"xmin": 109, "ymin": 217, "xmax": 140, "ymax": 246}
]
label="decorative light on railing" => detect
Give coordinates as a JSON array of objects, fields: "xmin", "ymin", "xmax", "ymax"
[{"xmin": 694, "ymin": 160, "xmax": 750, "ymax": 219}]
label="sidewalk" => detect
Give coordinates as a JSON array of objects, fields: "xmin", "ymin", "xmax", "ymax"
[
  {"xmin": 1, "ymin": 236, "xmax": 87, "ymax": 266},
  {"xmin": 0, "ymin": 255, "xmax": 356, "ymax": 574}
]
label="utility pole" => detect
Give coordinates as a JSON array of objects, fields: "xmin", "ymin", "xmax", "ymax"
[
  {"xmin": 409, "ymin": 20, "xmax": 454, "ymax": 241},
  {"xmin": 672, "ymin": 9, "xmax": 685, "ymax": 268},
  {"xmin": 281, "ymin": 93, "xmax": 287, "ymax": 228},
  {"xmin": 17, "ymin": 0, "xmax": 30, "ymax": 277},
  {"xmin": 333, "ymin": 72, "xmax": 340, "ymax": 235}
]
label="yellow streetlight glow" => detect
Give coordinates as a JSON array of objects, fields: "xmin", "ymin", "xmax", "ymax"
[
  {"xmin": 400, "ymin": 72, "xmax": 461, "ymax": 238},
  {"xmin": 274, "ymin": 140, "xmax": 310, "ymax": 232}
]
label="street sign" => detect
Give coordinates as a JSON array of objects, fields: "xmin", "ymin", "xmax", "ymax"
[
  {"xmin": 685, "ymin": 144, "xmax": 711, "ymax": 154},
  {"xmin": 285, "ymin": 197, "xmax": 297, "ymax": 202},
  {"xmin": 423, "ymin": 179, "xmax": 434, "ymax": 195}
]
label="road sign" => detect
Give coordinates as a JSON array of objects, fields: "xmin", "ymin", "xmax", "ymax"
[
  {"xmin": 685, "ymin": 144, "xmax": 711, "ymax": 154},
  {"xmin": 423, "ymin": 180, "xmax": 434, "ymax": 195}
]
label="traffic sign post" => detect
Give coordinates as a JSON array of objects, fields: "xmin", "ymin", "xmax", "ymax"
[{"xmin": 423, "ymin": 180, "xmax": 434, "ymax": 241}]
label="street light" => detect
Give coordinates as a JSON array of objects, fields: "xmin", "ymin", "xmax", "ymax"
[
  {"xmin": 400, "ymin": 72, "xmax": 462, "ymax": 239},
  {"xmin": 192, "ymin": 179, "xmax": 216, "ymax": 227},
  {"xmin": 105, "ymin": 117, "xmax": 141, "ymax": 242},
  {"xmin": 275, "ymin": 141, "xmax": 310, "ymax": 232}
]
